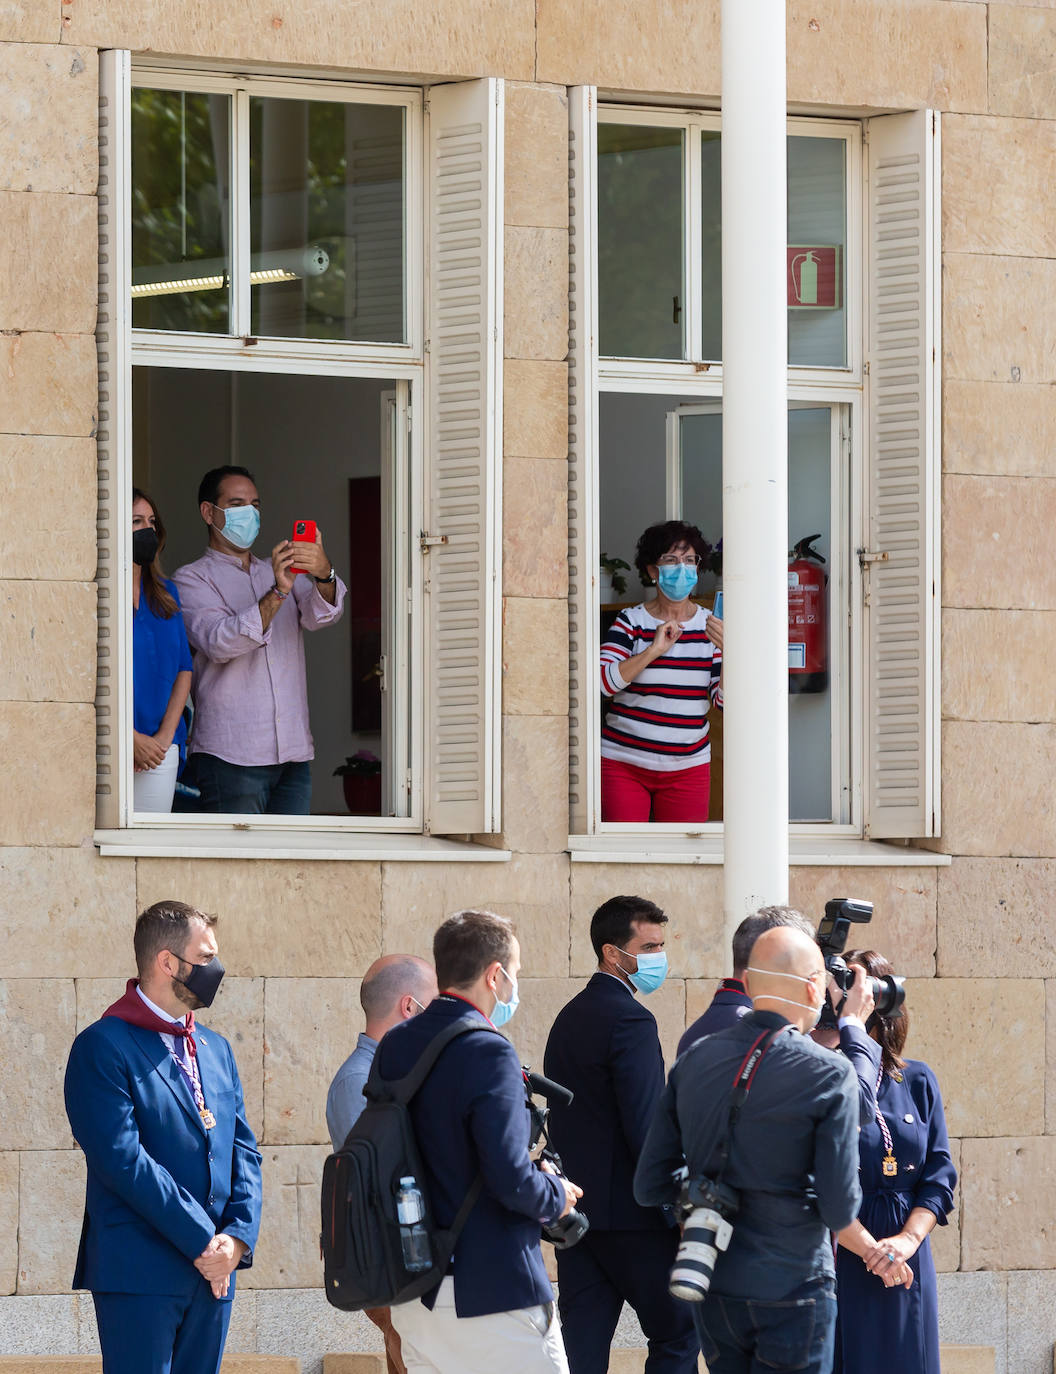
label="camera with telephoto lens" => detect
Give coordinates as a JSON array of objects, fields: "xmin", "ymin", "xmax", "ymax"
[
  {"xmin": 523, "ymin": 1068, "xmax": 589, "ymax": 1250},
  {"xmin": 668, "ymin": 1169, "xmax": 740, "ymax": 1303},
  {"xmin": 816, "ymin": 898, "xmax": 906, "ymax": 1024}
]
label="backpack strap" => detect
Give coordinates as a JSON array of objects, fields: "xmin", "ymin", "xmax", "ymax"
[{"xmin": 364, "ymin": 1013, "xmax": 494, "ymax": 1106}]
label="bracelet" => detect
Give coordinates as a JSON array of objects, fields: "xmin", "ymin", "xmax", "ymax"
[{"xmin": 270, "ymin": 584, "xmax": 288, "ymax": 600}]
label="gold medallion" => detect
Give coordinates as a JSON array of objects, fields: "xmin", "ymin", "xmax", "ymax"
[
  {"xmin": 200, "ymin": 1108, "xmax": 217, "ymax": 1129},
  {"xmin": 882, "ymin": 1152, "xmax": 897, "ymax": 1177}
]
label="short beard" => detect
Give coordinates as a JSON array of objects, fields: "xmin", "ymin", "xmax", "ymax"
[{"xmin": 171, "ymin": 975, "xmax": 203, "ymax": 1012}]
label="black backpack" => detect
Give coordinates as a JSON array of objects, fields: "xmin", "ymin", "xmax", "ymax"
[{"xmin": 321, "ymin": 1014, "xmax": 491, "ymax": 1311}]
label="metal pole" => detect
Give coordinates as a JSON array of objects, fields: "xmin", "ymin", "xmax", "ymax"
[{"xmin": 721, "ymin": 0, "xmax": 789, "ymax": 933}]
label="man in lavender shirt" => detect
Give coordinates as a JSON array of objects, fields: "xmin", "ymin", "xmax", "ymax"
[{"xmin": 173, "ymin": 465, "xmax": 346, "ymax": 814}]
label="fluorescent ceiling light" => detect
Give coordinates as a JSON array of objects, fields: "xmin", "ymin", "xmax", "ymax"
[{"xmin": 131, "ymin": 267, "xmax": 298, "ymax": 298}]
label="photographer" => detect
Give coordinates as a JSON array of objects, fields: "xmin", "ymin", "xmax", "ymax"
[
  {"xmin": 377, "ymin": 910, "xmax": 582, "ymax": 1374},
  {"xmin": 832, "ymin": 949, "xmax": 956, "ymax": 1374},
  {"xmin": 634, "ymin": 924, "xmax": 861, "ymax": 1374}
]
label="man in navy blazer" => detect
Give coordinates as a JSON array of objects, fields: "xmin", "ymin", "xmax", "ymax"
[
  {"xmin": 381, "ymin": 908, "xmax": 582, "ymax": 1373},
  {"xmin": 543, "ymin": 896, "xmax": 698, "ymax": 1374},
  {"xmin": 64, "ymin": 900, "xmax": 262, "ymax": 1374}
]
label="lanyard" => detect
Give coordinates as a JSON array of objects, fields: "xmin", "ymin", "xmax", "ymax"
[{"xmin": 168, "ymin": 1040, "xmax": 216, "ymax": 1130}]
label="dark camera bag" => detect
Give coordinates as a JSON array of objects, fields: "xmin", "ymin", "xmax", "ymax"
[{"xmin": 321, "ymin": 1014, "xmax": 489, "ymax": 1311}]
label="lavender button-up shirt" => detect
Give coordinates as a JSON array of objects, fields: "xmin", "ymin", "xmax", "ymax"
[{"xmin": 173, "ymin": 547, "xmax": 346, "ymax": 767}]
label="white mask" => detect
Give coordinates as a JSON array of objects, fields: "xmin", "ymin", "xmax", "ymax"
[{"xmin": 744, "ymin": 966, "xmax": 823, "ymax": 1032}]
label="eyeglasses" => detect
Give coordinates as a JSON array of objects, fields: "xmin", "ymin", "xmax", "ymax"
[{"xmin": 656, "ymin": 555, "xmax": 702, "ymax": 567}]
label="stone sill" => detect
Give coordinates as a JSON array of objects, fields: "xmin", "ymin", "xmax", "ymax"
[
  {"xmin": 94, "ymin": 828, "xmax": 511, "ymax": 863},
  {"xmin": 569, "ymin": 835, "xmax": 953, "ymax": 867}
]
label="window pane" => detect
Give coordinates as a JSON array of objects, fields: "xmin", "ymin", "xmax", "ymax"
[
  {"xmin": 700, "ymin": 132, "xmax": 722, "ymax": 361},
  {"xmin": 131, "ymin": 89, "xmax": 231, "ymax": 334},
  {"xmin": 250, "ymin": 98, "xmax": 406, "ymax": 343},
  {"xmin": 787, "ymin": 136, "xmax": 847, "ymax": 367},
  {"xmin": 598, "ymin": 124, "xmax": 685, "ymax": 359}
]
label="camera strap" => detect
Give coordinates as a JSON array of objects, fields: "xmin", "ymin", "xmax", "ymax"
[{"xmin": 713, "ymin": 1025, "xmax": 790, "ymax": 1187}]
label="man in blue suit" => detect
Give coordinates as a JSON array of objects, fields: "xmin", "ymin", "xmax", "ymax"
[
  {"xmin": 543, "ymin": 896, "xmax": 698, "ymax": 1374},
  {"xmin": 381, "ymin": 908, "xmax": 583, "ymax": 1373},
  {"xmin": 64, "ymin": 899, "xmax": 262, "ymax": 1374}
]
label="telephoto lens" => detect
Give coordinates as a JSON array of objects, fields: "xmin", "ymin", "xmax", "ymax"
[{"xmin": 668, "ymin": 1178, "xmax": 739, "ymax": 1302}]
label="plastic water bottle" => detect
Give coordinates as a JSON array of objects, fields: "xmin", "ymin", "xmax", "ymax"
[{"xmin": 396, "ymin": 1176, "xmax": 431, "ymax": 1273}]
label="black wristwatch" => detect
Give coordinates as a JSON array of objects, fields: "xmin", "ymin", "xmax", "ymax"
[{"xmin": 314, "ymin": 565, "xmax": 336, "ymax": 585}]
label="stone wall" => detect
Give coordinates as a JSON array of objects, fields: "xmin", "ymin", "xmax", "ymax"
[{"xmin": 2, "ymin": 3, "xmax": 1056, "ymax": 1371}]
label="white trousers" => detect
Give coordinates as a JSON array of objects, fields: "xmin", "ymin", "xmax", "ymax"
[
  {"xmin": 133, "ymin": 743, "xmax": 180, "ymax": 813},
  {"xmin": 392, "ymin": 1277, "xmax": 569, "ymax": 1374}
]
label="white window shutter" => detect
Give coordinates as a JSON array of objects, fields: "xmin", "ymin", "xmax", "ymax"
[
  {"xmin": 424, "ymin": 79, "xmax": 504, "ymax": 835},
  {"xmin": 567, "ymin": 86, "xmax": 599, "ymax": 835},
  {"xmin": 863, "ymin": 109, "xmax": 941, "ymax": 839},
  {"xmin": 96, "ymin": 51, "xmax": 133, "ymax": 829}
]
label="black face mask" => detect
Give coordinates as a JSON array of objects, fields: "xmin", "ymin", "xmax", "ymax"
[
  {"xmin": 132, "ymin": 528, "xmax": 160, "ymax": 567},
  {"xmin": 174, "ymin": 954, "xmax": 226, "ymax": 1008}
]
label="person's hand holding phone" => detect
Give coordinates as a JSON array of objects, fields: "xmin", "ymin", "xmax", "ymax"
[
  {"xmin": 270, "ymin": 540, "xmax": 298, "ymax": 595},
  {"xmin": 288, "ymin": 521, "xmax": 332, "ymax": 581}
]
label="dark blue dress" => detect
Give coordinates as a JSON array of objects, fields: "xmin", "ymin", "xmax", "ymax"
[{"xmin": 834, "ymin": 1058, "xmax": 956, "ymax": 1374}]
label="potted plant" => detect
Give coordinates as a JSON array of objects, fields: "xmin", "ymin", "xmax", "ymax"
[
  {"xmin": 333, "ymin": 749, "xmax": 383, "ymax": 815},
  {"xmin": 599, "ymin": 552, "xmax": 632, "ymax": 603}
]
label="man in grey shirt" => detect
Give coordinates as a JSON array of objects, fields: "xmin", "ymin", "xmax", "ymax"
[
  {"xmin": 635, "ymin": 926, "xmax": 862, "ymax": 1374},
  {"xmin": 327, "ymin": 954, "xmax": 438, "ymax": 1152}
]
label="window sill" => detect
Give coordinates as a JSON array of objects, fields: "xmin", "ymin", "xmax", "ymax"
[
  {"xmin": 568, "ymin": 834, "xmax": 951, "ymax": 867},
  {"xmin": 94, "ymin": 828, "xmax": 511, "ymax": 862}
]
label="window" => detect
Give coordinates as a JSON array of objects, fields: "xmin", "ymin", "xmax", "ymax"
[
  {"xmin": 569, "ymin": 92, "xmax": 940, "ymax": 843},
  {"xmin": 96, "ymin": 54, "xmax": 505, "ymax": 842}
]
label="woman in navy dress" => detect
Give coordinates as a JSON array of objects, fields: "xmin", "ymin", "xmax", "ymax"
[
  {"xmin": 833, "ymin": 949, "xmax": 956, "ymax": 1374},
  {"xmin": 132, "ymin": 487, "xmax": 193, "ymax": 812}
]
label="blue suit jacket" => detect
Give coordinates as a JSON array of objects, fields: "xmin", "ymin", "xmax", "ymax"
[
  {"xmin": 64, "ymin": 1015, "xmax": 262, "ymax": 1298},
  {"xmin": 376, "ymin": 994, "xmax": 565, "ymax": 1318},
  {"xmin": 543, "ymin": 972, "xmax": 668, "ymax": 1232}
]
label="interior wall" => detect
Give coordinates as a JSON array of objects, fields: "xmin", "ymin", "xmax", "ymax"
[{"xmin": 133, "ymin": 367, "xmax": 392, "ymax": 813}]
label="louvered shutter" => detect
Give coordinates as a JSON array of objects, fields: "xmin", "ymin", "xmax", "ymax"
[
  {"xmin": 863, "ymin": 110, "xmax": 941, "ymax": 838},
  {"xmin": 424, "ymin": 79, "xmax": 504, "ymax": 835},
  {"xmin": 567, "ymin": 87, "xmax": 599, "ymax": 835},
  {"xmin": 96, "ymin": 51, "xmax": 133, "ymax": 829}
]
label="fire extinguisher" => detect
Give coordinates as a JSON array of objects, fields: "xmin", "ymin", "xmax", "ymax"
[{"xmin": 788, "ymin": 535, "xmax": 828, "ymax": 695}]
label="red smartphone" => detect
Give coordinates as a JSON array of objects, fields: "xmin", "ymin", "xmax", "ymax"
[{"xmin": 291, "ymin": 519, "xmax": 317, "ymax": 574}]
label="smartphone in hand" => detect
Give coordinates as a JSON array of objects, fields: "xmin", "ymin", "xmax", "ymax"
[
  {"xmin": 291, "ymin": 519, "xmax": 317, "ymax": 575},
  {"xmin": 713, "ymin": 589, "xmax": 723, "ymax": 619}
]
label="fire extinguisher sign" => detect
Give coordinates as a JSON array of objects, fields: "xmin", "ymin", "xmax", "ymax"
[{"xmin": 787, "ymin": 246, "xmax": 842, "ymax": 310}]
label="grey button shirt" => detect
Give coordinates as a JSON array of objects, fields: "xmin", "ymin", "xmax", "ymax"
[{"xmin": 326, "ymin": 1032, "xmax": 378, "ymax": 1152}]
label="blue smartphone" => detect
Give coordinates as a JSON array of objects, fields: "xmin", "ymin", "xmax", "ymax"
[{"xmin": 712, "ymin": 590, "xmax": 723, "ymax": 619}]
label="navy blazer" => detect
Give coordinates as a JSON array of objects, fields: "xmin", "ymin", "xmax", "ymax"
[
  {"xmin": 543, "ymin": 972, "xmax": 668, "ymax": 1232},
  {"xmin": 376, "ymin": 995, "xmax": 565, "ymax": 1319},
  {"xmin": 65, "ymin": 1016, "xmax": 262, "ymax": 1298},
  {"xmin": 677, "ymin": 978, "xmax": 752, "ymax": 1055}
]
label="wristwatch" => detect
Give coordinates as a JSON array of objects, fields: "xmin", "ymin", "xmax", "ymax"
[{"xmin": 315, "ymin": 565, "xmax": 336, "ymax": 585}]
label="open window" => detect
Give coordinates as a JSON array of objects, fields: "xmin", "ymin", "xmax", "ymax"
[
  {"xmin": 96, "ymin": 54, "xmax": 504, "ymax": 843},
  {"xmin": 569, "ymin": 89, "xmax": 940, "ymax": 844}
]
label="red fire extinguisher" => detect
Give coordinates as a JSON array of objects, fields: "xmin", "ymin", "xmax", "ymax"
[{"xmin": 788, "ymin": 535, "xmax": 828, "ymax": 695}]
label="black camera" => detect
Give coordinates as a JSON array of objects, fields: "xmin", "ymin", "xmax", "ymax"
[
  {"xmin": 816, "ymin": 898, "xmax": 906, "ymax": 1019},
  {"xmin": 523, "ymin": 1068, "xmax": 589, "ymax": 1250},
  {"xmin": 668, "ymin": 1171, "xmax": 739, "ymax": 1303}
]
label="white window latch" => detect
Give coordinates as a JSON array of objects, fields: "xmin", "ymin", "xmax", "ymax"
[
  {"xmin": 419, "ymin": 532, "xmax": 449, "ymax": 552},
  {"xmin": 857, "ymin": 549, "xmax": 889, "ymax": 567}
]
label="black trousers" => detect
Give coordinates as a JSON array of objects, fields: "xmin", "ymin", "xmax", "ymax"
[{"xmin": 556, "ymin": 1227, "xmax": 700, "ymax": 1374}]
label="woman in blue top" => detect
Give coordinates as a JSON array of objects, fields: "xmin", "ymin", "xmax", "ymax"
[
  {"xmin": 833, "ymin": 949, "xmax": 957, "ymax": 1374},
  {"xmin": 132, "ymin": 488, "xmax": 193, "ymax": 812}
]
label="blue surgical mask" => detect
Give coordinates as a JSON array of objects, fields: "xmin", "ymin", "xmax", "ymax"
[
  {"xmin": 617, "ymin": 947, "xmax": 668, "ymax": 996},
  {"xmin": 214, "ymin": 503, "xmax": 260, "ymax": 551},
  {"xmin": 656, "ymin": 564, "xmax": 698, "ymax": 601},
  {"xmin": 491, "ymin": 966, "xmax": 519, "ymax": 1027}
]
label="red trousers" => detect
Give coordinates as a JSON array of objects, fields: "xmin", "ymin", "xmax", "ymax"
[{"xmin": 601, "ymin": 756, "xmax": 711, "ymax": 823}]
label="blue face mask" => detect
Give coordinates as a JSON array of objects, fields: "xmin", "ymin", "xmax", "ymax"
[
  {"xmin": 617, "ymin": 947, "xmax": 669, "ymax": 996},
  {"xmin": 656, "ymin": 564, "xmax": 698, "ymax": 601},
  {"xmin": 214, "ymin": 503, "xmax": 260, "ymax": 551},
  {"xmin": 491, "ymin": 966, "xmax": 519, "ymax": 1027}
]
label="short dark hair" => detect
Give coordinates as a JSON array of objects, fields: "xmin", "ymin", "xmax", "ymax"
[
  {"xmin": 434, "ymin": 910, "xmax": 515, "ymax": 990},
  {"xmin": 197, "ymin": 465, "xmax": 256, "ymax": 508},
  {"xmin": 845, "ymin": 948, "xmax": 908, "ymax": 1075},
  {"xmin": 590, "ymin": 895, "xmax": 667, "ymax": 962},
  {"xmin": 732, "ymin": 905, "xmax": 815, "ymax": 975},
  {"xmin": 634, "ymin": 521, "xmax": 709, "ymax": 585},
  {"xmin": 134, "ymin": 900, "xmax": 217, "ymax": 976}
]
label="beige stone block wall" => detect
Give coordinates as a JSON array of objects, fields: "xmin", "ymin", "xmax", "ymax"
[
  {"xmin": 988, "ymin": 5, "xmax": 1056, "ymax": 119},
  {"xmin": 248, "ymin": 1144, "xmax": 330, "ymax": 1288},
  {"xmin": 788, "ymin": 868, "xmax": 937, "ymax": 977},
  {"xmin": 0, "ymin": 437, "xmax": 98, "ymax": 581},
  {"xmin": 939, "ymin": 859, "xmax": 1056, "ymax": 978},
  {"xmin": 16, "ymin": 1151, "xmax": 84, "ymax": 1294},
  {"xmin": 500, "ymin": 715, "xmax": 570, "ymax": 854},
  {"xmin": 944, "ymin": 115, "xmax": 1056, "ymax": 260},
  {"xmin": 944, "ymin": 474, "xmax": 1056, "ymax": 610},
  {"xmin": 0, "ymin": 583, "xmax": 97, "ymax": 704},
  {"xmin": 0, "ymin": 705, "xmax": 95, "ymax": 846},
  {"xmin": 944, "ymin": 378, "xmax": 1056, "ymax": 480},
  {"xmin": 263, "ymin": 978, "xmax": 362, "ymax": 1145},
  {"xmin": 943, "ymin": 610, "xmax": 1056, "ymax": 723},
  {"xmin": 960, "ymin": 1136, "xmax": 1056, "ymax": 1270},
  {"xmin": 0, "ymin": 981, "xmax": 76, "ymax": 1151},
  {"xmin": 0, "ymin": 192, "xmax": 97, "ymax": 335},
  {"xmin": 505, "ymin": 83, "xmax": 569, "ymax": 230},
  {"xmin": 504, "ymin": 457, "xmax": 569, "ymax": 601},
  {"xmin": 941, "ymin": 721, "xmax": 1056, "ymax": 857},
  {"xmin": 504, "ymin": 359, "xmax": 568, "ymax": 459},
  {"xmin": 503, "ymin": 597, "xmax": 569, "ymax": 715},
  {"xmin": 0, "ymin": 1153, "xmax": 17, "ymax": 1295},
  {"xmin": 0, "ymin": 45, "xmax": 97, "ymax": 195},
  {"xmin": 945, "ymin": 253, "xmax": 1056, "ymax": 386},
  {"xmin": 932, "ymin": 1138, "xmax": 962, "ymax": 1273},
  {"xmin": 0, "ymin": 332, "xmax": 97, "ymax": 439}
]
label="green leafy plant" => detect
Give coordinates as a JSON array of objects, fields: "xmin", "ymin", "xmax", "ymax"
[{"xmin": 600, "ymin": 552, "xmax": 631, "ymax": 596}]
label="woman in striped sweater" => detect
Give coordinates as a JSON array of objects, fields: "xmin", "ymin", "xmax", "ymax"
[{"xmin": 600, "ymin": 520, "xmax": 723, "ymax": 822}]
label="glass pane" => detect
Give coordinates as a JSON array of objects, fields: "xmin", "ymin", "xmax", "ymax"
[
  {"xmin": 787, "ymin": 136, "xmax": 847, "ymax": 367},
  {"xmin": 598, "ymin": 124, "xmax": 685, "ymax": 359},
  {"xmin": 250, "ymin": 98, "xmax": 405, "ymax": 343},
  {"xmin": 131, "ymin": 89, "xmax": 231, "ymax": 334},
  {"xmin": 132, "ymin": 367, "xmax": 404, "ymax": 816},
  {"xmin": 700, "ymin": 132, "xmax": 722, "ymax": 361}
]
